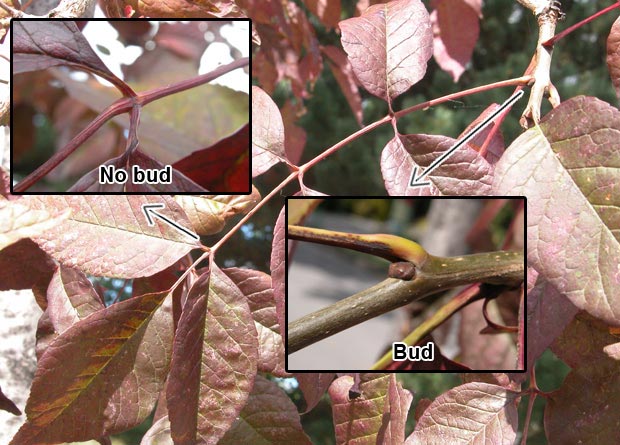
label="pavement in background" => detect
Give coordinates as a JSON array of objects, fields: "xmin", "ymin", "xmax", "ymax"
[{"xmin": 287, "ymin": 213, "xmax": 399, "ymax": 371}]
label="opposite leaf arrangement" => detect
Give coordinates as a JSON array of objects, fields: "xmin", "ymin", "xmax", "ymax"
[
  {"xmin": 0, "ymin": 0, "xmax": 619, "ymax": 444},
  {"xmin": 11, "ymin": 20, "xmax": 250, "ymax": 193}
]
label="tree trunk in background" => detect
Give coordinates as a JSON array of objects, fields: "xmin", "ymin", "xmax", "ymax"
[{"xmin": 0, "ymin": 290, "xmax": 41, "ymax": 442}]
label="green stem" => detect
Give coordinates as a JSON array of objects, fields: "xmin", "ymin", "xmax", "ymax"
[{"xmin": 288, "ymin": 250, "xmax": 523, "ymax": 354}]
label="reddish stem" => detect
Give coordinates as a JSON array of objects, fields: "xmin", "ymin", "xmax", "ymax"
[
  {"xmin": 298, "ymin": 76, "xmax": 531, "ymax": 175},
  {"xmin": 211, "ymin": 170, "xmax": 299, "ymax": 254},
  {"xmin": 14, "ymin": 57, "xmax": 249, "ymax": 192},
  {"xmin": 137, "ymin": 58, "xmax": 249, "ymax": 106},
  {"xmin": 14, "ymin": 97, "xmax": 134, "ymax": 192},
  {"xmin": 394, "ymin": 76, "xmax": 531, "ymax": 119},
  {"xmin": 543, "ymin": 1, "xmax": 620, "ymax": 48}
]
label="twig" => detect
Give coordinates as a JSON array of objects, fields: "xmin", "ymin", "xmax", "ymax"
[
  {"xmin": 543, "ymin": 1, "xmax": 620, "ymax": 48},
  {"xmin": 518, "ymin": 1, "xmax": 563, "ymax": 128},
  {"xmin": 14, "ymin": 57, "xmax": 249, "ymax": 191},
  {"xmin": 0, "ymin": 1, "xmax": 24, "ymax": 16},
  {"xmin": 288, "ymin": 250, "xmax": 524, "ymax": 353}
]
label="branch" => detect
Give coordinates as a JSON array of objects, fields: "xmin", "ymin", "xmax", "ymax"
[
  {"xmin": 518, "ymin": 1, "xmax": 563, "ymax": 128},
  {"xmin": 13, "ymin": 57, "xmax": 249, "ymax": 191},
  {"xmin": 49, "ymin": 0, "xmax": 96, "ymax": 17},
  {"xmin": 287, "ymin": 249, "xmax": 524, "ymax": 353}
]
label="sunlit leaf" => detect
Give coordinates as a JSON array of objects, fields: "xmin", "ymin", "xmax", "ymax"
[
  {"xmin": 167, "ymin": 266, "xmax": 258, "ymax": 445},
  {"xmin": 329, "ymin": 373, "xmax": 412, "ymax": 444},
  {"xmin": 174, "ymin": 188, "xmax": 260, "ymax": 236},
  {"xmin": 223, "ymin": 267, "xmax": 286, "ymax": 376},
  {"xmin": 252, "ymin": 86, "xmax": 286, "ymax": 177},
  {"xmin": 10, "ymin": 291, "xmax": 173, "ymax": 445},
  {"xmin": 406, "ymin": 382, "xmax": 518, "ymax": 444},
  {"xmin": 493, "ymin": 96, "xmax": 620, "ymax": 325},
  {"xmin": 270, "ymin": 207, "xmax": 286, "ymax": 340},
  {"xmin": 0, "ymin": 199, "xmax": 69, "ymax": 251},
  {"xmin": 339, "ymin": 0, "xmax": 433, "ymax": 103},
  {"xmin": 219, "ymin": 375, "xmax": 312, "ymax": 444},
  {"xmin": 29, "ymin": 196, "xmax": 200, "ymax": 278}
]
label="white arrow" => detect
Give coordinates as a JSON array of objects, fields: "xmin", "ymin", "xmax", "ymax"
[
  {"xmin": 141, "ymin": 203, "xmax": 199, "ymax": 241},
  {"xmin": 410, "ymin": 90, "xmax": 524, "ymax": 187}
]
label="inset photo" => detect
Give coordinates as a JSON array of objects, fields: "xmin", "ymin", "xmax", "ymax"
[
  {"xmin": 10, "ymin": 19, "xmax": 249, "ymax": 194},
  {"xmin": 286, "ymin": 197, "xmax": 526, "ymax": 372}
]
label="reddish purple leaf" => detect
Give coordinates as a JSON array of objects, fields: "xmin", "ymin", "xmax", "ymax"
[
  {"xmin": 545, "ymin": 369, "xmax": 620, "ymax": 444},
  {"xmin": 295, "ymin": 373, "xmax": 335, "ymax": 413},
  {"xmin": 131, "ymin": 266, "xmax": 180, "ymax": 297},
  {"xmin": 546, "ymin": 315, "xmax": 620, "ymax": 443},
  {"xmin": 252, "ymin": 87, "xmax": 286, "ymax": 176},
  {"xmin": 102, "ymin": 0, "xmax": 243, "ymax": 18},
  {"xmin": 339, "ymin": 0, "xmax": 433, "ymax": 103},
  {"xmin": 141, "ymin": 416, "xmax": 172, "ymax": 445},
  {"xmin": 462, "ymin": 103, "xmax": 506, "ymax": 164},
  {"xmin": 459, "ymin": 300, "xmax": 517, "ymax": 369},
  {"xmin": 29, "ymin": 196, "xmax": 200, "ymax": 278},
  {"xmin": 527, "ymin": 272, "xmax": 578, "ymax": 370},
  {"xmin": 0, "ymin": 239, "xmax": 56, "ymax": 291},
  {"xmin": 379, "ymin": 374, "xmax": 414, "ymax": 444},
  {"xmin": 322, "ymin": 45, "xmax": 363, "ymax": 127},
  {"xmin": 223, "ymin": 267, "xmax": 287, "ymax": 377},
  {"xmin": 305, "ymin": 0, "xmax": 342, "ymax": 29},
  {"xmin": 329, "ymin": 373, "xmax": 411, "ymax": 444},
  {"xmin": 406, "ymin": 382, "xmax": 519, "ymax": 444},
  {"xmin": 10, "ymin": 291, "xmax": 174, "ymax": 445},
  {"xmin": 493, "ymin": 96, "xmax": 620, "ymax": 325},
  {"xmin": 463, "ymin": 0, "xmax": 482, "ymax": 16},
  {"xmin": 219, "ymin": 375, "xmax": 313, "ymax": 444},
  {"xmin": 13, "ymin": 20, "xmax": 132, "ymax": 97},
  {"xmin": 174, "ymin": 189, "xmax": 260, "ymax": 236},
  {"xmin": 167, "ymin": 265, "xmax": 258, "ymax": 445},
  {"xmin": 431, "ymin": 0, "xmax": 480, "ymax": 82},
  {"xmin": 0, "ymin": 386, "xmax": 21, "ymax": 416},
  {"xmin": 381, "ymin": 133, "xmax": 494, "ymax": 196},
  {"xmin": 69, "ymin": 148, "xmax": 208, "ymax": 192},
  {"xmin": 461, "ymin": 373, "xmax": 521, "ymax": 391},
  {"xmin": 172, "ymin": 124, "xmax": 250, "ymax": 192},
  {"xmin": 0, "ymin": 198, "xmax": 70, "ymax": 251},
  {"xmin": 46, "ymin": 266, "xmax": 105, "ymax": 334},
  {"xmin": 270, "ymin": 207, "xmax": 286, "ymax": 340},
  {"xmin": 607, "ymin": 17, "xmax": 620, "ymax": 100},
  {"xmin": 551, "ymin": 314, "xmax": 620, "ymax": 377},
  {"xmin": 281, "ymin": 100, "xmax": 307, "ymax": 166}
]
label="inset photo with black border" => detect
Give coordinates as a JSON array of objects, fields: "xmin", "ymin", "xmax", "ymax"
[
  {"xmin": 10, "ymin": 18, "xmax": 250, "ymax": 194},
  {"xmin": 286, "ymin": 197, "xmax": 526, "ymax": 372}
]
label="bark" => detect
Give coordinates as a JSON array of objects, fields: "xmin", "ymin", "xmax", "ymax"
[{"xmin": 0, "ymin": 290, "xmax": 41, "ymax": 442}]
